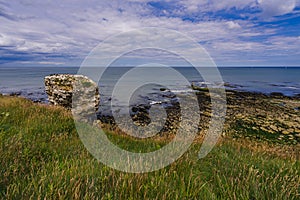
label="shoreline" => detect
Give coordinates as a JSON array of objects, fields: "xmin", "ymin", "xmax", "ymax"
[
  {"xmin": 2, "ymin": 87, "xmax": 299, "ymax": 145},
  {"xmin": 1, "ymin": 86, "xmax": 300, "ymax": 104},
  {"xmin": 97, "ymin": 88, "xmax": 300, "ymax": 145}
]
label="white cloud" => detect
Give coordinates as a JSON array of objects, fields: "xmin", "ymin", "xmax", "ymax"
[
  {"xmin": 267, "ymin": 36, "xmax": 300, "ymax": 51},
  {"xmin": 38, "ymin": 61, "xmax": 65, "ymax": 65},
  {"xmin": 0, "ymin": 0, "xmax": 299, "ymax": 66},
  {"xmin": 258, "ymin": 0, "xmax": 297, "ymax": 18},
  {"xmin": 226, "ymin": 21, "xmax": 241, "ymax": 29},
  {"xmin": 209, "ymin": 0, "xmax": 255, "ymax": 11},
  {"xmin": 172, "ymin": 0, "xmax": 298, "ymax": 19},
  {"xmin": 0, "ymin": 34, "xmax": 25, "ymax": 47}
]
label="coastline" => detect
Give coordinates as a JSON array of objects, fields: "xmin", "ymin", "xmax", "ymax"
[
  {"xmin": 2, "ymin": 83, "xmax": 300, "ymax": 104},
  {"xmin": 0, "ymin": 91, "xmax": 299, "ymax": 199},
  {"xmin": 2, "ymin": 87, "xmax": 299, "ymax": 146},
  {"xmin": 1, "ymin": 66, "xmax": 300, "ymax": 104},
  {"xmin": 99, "ymin": 88, "xmax": 300, "ymax": 145}
]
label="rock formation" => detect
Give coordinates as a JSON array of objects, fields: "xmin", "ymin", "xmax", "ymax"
[{"xmin": 45, "ymin": 74, "xmax": 100, "ymax": 121}]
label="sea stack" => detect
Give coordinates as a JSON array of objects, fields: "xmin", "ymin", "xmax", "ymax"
[{"xmin": 44, "ymin": 74, "xmax": 100, "ymax": 119}]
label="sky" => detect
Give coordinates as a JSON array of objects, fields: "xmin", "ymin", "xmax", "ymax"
[{"xmin": 0, "ymin": 0, "xmax": 300, "ymax": 67}]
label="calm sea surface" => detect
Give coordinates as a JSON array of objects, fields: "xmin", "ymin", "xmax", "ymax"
[{"xmin": 0, "ymin": 67, "xmax": 299, "ymax": 110}]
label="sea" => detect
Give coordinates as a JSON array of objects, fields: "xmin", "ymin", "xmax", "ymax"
[{"xmin": 0, "ymin": 66, "xmax": 299, "ymax": 114}]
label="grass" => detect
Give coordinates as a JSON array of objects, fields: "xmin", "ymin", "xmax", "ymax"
[{"xmin": 0, "ymin": 95, "xmax": 299, "ymax": 199}]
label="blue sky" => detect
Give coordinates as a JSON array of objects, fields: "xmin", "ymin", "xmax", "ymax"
[{"xmin": 0, "ymin": 0, "xmax": 300, "ymax": 67}]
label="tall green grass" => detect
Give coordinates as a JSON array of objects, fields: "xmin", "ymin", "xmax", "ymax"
[{"xmin": 0, "ymin": 96, "xmax": 299, "ymax": 199}]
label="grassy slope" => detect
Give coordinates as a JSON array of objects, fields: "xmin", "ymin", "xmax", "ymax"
[{"xmin": 0, "ymin": 96, "xmax": 299, "ymax": 199}]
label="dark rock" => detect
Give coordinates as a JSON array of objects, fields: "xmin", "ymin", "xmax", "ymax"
[
  {"xmin": 131, "ymin": 106, "xmax": 139, "ymax": 113},
  {"xmin": 295, "ymin": 94, "xmax": 300, "ymax": 98},
  {"xmin": 9, "ymin": 92, "xmax": 21, "ymax": 96},
  {"xmin": 162, "ymin": 92, "xmax": 176, "ymax": 98},
  {"xmin": 270, "ymin": 92, "xmax": 284, "ymax": 97}
]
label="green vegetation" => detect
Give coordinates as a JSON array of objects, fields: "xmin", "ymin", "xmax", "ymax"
[
  {"xmin": 81, "ymin": 80, "xmax": 93, "ymax": 88},
  {"xmin": 233, "ymin": 119, "xmax": 300, "ymax": 145},
  {"xmin": 0, "ymin": 96, "xmax": 299, "ymax": 199}
]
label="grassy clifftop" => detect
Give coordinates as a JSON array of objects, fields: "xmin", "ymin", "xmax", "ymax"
[{"xmin": 0, "ymin": 95, "xmax": 299, "ymax": 199}]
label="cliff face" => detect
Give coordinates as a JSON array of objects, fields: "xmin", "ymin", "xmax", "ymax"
[{"xmin": 45, "ymin": 74, "xmax": 100, "ymax": 121}]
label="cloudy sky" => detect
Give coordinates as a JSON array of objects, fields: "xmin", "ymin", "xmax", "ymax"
[{"xmin": 0, "ymin": 0, "xmax": 300, "ymax": 67}]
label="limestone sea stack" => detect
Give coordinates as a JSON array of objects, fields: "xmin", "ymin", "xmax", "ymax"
[{"xmin": 45, "ymin": 74, "xmax": 100, "ymax": 121}]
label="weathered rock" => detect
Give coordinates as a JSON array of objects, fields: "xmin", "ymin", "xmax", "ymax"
[
  {"xmin": 45, "ymin": 74, "xmax": 100, "ymax": 114},
  {"xmin": 270, "ymin": 125, "xmax": 278, "ymax": 132}
]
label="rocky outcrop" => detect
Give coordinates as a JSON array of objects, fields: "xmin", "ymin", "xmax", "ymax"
[{"xmin": 44, "ymin": 74, "xmax": 100, "ymax": 115}]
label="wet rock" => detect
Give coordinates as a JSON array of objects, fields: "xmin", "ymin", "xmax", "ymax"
[
  {"xmin": 295, "ymin": 94, "xmax": 300, "ymax": 98},
  {"xmin": 270, "ymin": 92, "xmax": 284, "ymax": 97},
  {"xmin": 91, "ymin": 84, "xmax": 300, "ymax": 142},
  {"xmin": 130, "ymin": 104, "xmax": 152, "ymax": 126},
  {"xmin": 9, "ymin": 92, "xmax": 21, "ymax": 96}
]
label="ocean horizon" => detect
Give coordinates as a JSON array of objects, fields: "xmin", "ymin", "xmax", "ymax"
[{"xmin": 1, "ymin": 66, "xmax": 299, "ymax": 101}]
